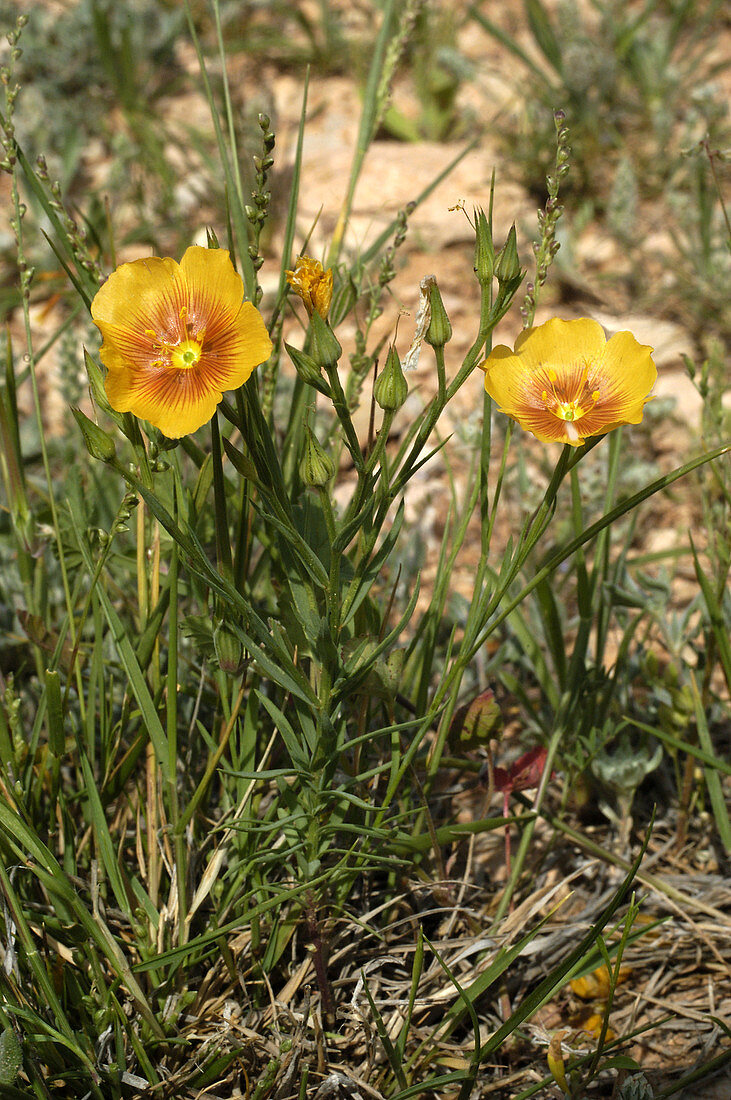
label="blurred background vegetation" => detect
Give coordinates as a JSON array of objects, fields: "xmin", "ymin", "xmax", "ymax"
[{"xmin": 2, "ymin": 0, "xmax": 729, "ymax": 339}]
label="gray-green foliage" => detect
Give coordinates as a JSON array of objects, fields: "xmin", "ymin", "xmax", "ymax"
[
  {"xmin": 472, "ymin": 0, "xmax": 729, "ymax": 201},
  {"xmin": 619, "ymin": 1073, "xmax": 654, "ymax": 1100},
  {"xmin": 2, "ymin": 0, "xmax": 184, "ymax": 186}
]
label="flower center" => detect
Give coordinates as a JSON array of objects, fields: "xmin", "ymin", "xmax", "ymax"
[
  {"xmin": 540, "ymin": 365, "xmax": 600, "ymax": 423},
  {"xmin": 170, "ymin": 338, "xmax": 204, "ymax": 370},
  {"xmin": 556, "ymin": 399, "xmax": 585, "ymax": 422},
  {"xmin": 145, "ymin": 307, "xmax": 207, "ymax": 371}
]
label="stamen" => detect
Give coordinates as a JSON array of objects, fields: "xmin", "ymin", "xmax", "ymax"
[{"xmin": 542, "ymin": 368, "xmax": 562, "ymax": 408}]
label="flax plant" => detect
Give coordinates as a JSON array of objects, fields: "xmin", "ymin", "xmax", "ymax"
[{"xmin": 0, "ymin": 3, "xmax": 729, "ymax": 1096}]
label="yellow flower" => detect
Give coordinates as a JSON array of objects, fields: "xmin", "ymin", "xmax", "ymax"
[
  {"xmin": 286, "ymin": 256, "xmax": 333, "ymax": 319},
  {"xmin": 480, "ymin": 317, "xmax": 656, "ymax": 447},
  {"xmin": 91, "ymin": 246, "xmax": 273, "ymax": 439}
]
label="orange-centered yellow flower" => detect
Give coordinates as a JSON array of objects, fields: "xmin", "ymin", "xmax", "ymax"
[
  {"xmin": 480, "ymin": 317, "xmax": 657, "ymax": 447},
  {"xmin": 91, "ymin": 246, "xmax": 273, "ymax": 439},
  {"xmin": 285, "ymin": 256, "xmax": 333, "ymax": 319}
]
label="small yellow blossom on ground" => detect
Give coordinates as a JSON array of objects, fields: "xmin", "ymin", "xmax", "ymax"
[
  {"xmin": 286, "ymin": 256, "xmax": 333, "ymax": 319},
  {"xmin": 571, "ymin": 963, "xmax": 632, "ymax": 1000},
  {"xmin": 480, "ymin": 317, "xmax": 657, "ymax": 447},
  {"xmin": 577, "ymin": 1012, "xmax": 616, "ymax": 1042},
  {"xmin": 91, "ymin": 246, "xmax": 273, "ymax": 438}
]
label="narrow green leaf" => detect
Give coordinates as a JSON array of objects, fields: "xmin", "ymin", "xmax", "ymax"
[
  {"xmin": 624, "ymin": 717, "xmax": 731, "ymax": 775},
  {"xmin": 481, "ymin": 444, "xmax": 731, "ymax": 658},
  {"xmin": 690, "ymin": 535, "xmax": 731, "ymax": 698},
  {"xmin": 0, "ymin": 804, "xmax": 165, "ymax": 1038},
  {"xmin": 394, "ymin": 926, "xmax": 424, "ymax": 1062},
  {"xmin": 182, "ymin": 0, "xmax": 255, "ymax": 295},
  {"xmin": 273, "ymin": 69, "xmax": 309, "ymax": 323},
  {"xmin": 360, "ymin": 976, "xmax": 408, "ymax": 1091},
  {"xmin": 70, "ymin": 515, "xmax": 170, "ymax": 783},
  {"xmin": 468, "ymin": 5, "xmax": 558, "ymax": 85},
  {"xmin": 690, "ymin": 674, "xmax": 731, "ymax": 853},
  {"xmin": 340, "ymin": 501, "xmax": 405, "ymax": 626},
  {"xmin": 255, "ymin": 691, "xmax": 313, "ymax": 768},
  {"xmin": 0, "ymin": 1026, "xmax": 22, "ymax": 1085},
  {"xmin": 334, "ymin": 575, "xmax": 420, "ymax": 702},
  {"xmin": 116, "ymin": 466, "xmax": 316, "ymax": 704},
  {"xmin": 327, "ymin": 0, "xmax": 397, "ymax": 267},
  {"xmin": 80, "ymin": 752, "xmax": 133, "ymax": 921},
  {"xmin": 424, "ymin": 934, "xmax": 482, "ymax": 1063},
  {"xmin": 44, "ymin": 669, "xmax": 64, "ymax": 757}
]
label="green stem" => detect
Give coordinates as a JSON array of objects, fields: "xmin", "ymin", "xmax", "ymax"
[
  {"xmin": 210, "ymin": 411, "xmax": 233, "ymax": 581},
  {"xmin": 424, "ymin": 446, "xmax": 573, "ymax": 789},
  {"xmin": 165, "ymin": 485, "xmax": 187, "ymax": 945}
]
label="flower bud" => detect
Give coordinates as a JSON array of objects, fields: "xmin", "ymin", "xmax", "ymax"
[
  {"xmin": 213, "ymin": 621, "xmax": 246, "ymax": 676},
  {"xmin": 300, "ymin": 423, "xmax": 335, "ymax": 487},
  {"xmin": 374, "ymin": 345, "xmax": 408, "ymax": 411},
  {"xmin": 474, "ymin": 207, "xmax": 495, "ymax": 285},
  {"xmin": 425, "ymin": 280, "xmax": 452, "ymax": 348},
  {"xmin": 71, "ymin": 407, "xmax": 116, "ymax": 463},
  {"xmin": 309, "ymin": 309, "xmax": 342, "ymax": 369},
  {"xmin": 285, "ymin": 343, "xmax": 332, "ymax": 396},
  {"xmin": 495, "ymin": 225, "xmax": 521, "ymax": 284}
]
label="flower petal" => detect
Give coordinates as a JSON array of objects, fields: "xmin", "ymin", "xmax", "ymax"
[
  {"xmin": 103, "ymin": 304, "xmax": 273, "ymax": 438},
  {"xmin": 505, "ymin": 406, "xmax": 587, "ymax": 446},
  {"xmin": 179, "ymin": 245, "xmax": 247, "ymax": 326},
  {"xmin": 91, "ymin": 256, "xmax": 181, "ymax": 329},
  {"xmin": 482, "ymin": 346, "xmax": 536, "ymax": 416},
  {"xmin": 596, "ymin": 329, "xmax": 657, "ymax": 420},
  {"xmin": 513, "ymin": 317, "xmax": 607, "ymax": 371},
  {"xmin": 105, "ymin": 361, "xmax": 223, "ymax": 439},
  {"xmin": 202, "ymin": 301, "xmax": 273, "ymax": 392}
]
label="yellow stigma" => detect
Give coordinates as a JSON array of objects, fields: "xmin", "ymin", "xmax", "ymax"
[{"xmin": 171, "ymin": 338, "xmax": 203, "ymax": 370}]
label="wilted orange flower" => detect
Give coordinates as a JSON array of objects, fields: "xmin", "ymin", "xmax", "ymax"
[
  {"xmin": 480, "ymin": 317, "xmax": 656, "ymax": 447},
  {"xmin": 91, "ymin": 246, "xmax": 273, "ymax": 439},
  {"xmin": 286, "ymin": 256, "xmax": 333, "ymax": 319}
]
